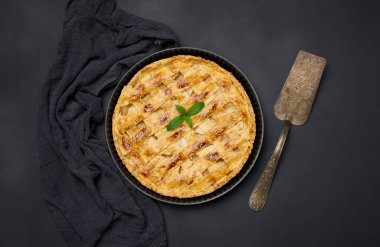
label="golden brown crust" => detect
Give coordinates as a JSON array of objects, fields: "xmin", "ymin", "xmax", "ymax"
[{"xmin": 112, "ymin": 55, "xmax": 256, "ymax": 198}]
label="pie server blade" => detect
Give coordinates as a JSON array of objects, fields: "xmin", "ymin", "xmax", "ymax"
[{"xmin": 274, "ymin": 50, "xmax": 327, "ymax": 125}]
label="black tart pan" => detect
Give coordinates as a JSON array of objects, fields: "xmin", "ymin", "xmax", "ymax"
[{"xmin": 106, "ymin": 47, "xmax": 264, "ymax": 205}]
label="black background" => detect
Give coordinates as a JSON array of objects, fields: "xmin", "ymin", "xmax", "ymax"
[{"xmin": 1, "ymin": 0, "xmax": 380, "ymax": 246}]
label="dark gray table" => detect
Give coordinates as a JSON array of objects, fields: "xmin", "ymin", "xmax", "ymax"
[{"xmin": 1, "ymin": 0, "xmax": 380, "ymax": 246}]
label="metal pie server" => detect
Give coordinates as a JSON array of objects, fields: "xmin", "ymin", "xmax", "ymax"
[{"xmin": 248, "ymin": 50, "xmax": 326, "ymax": 211}]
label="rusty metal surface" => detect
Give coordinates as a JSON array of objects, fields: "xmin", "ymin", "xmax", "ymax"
[{"xmin": 274, "ymin": 51, "xmax": 326, "ymax": 125}]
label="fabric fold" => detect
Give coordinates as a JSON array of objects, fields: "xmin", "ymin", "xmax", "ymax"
[{"xmin": 38, "ymin": 0, "xmax": 178, "ymax": 246}]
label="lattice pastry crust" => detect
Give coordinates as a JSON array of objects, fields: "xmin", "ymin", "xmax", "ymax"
[{"xmin": 112, "ymin": 55, "xmax": 255, "ymax": 198}]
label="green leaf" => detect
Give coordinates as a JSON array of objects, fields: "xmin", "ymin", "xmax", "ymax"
[
  {"xmin": 184, "ymin": 115, "xmax": 193, "ymax": 128},
  {"xmin": 166, "ymin": 116, "xmax": 185, "ymax": 131},
  {"xmin": 186, "ymin": 102, "xmax": 205, "ymax": 116},
  {"xmin": 166, "ymin": 102, "xmax": 205, "ymax": 132},
  {"xmin": 175, "ymin": 104, "xmax": 186, "ymax": 116}
]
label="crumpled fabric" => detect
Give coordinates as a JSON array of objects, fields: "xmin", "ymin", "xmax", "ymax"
[{"xmin": 38, "ymin": 0, "xmax": 178, "ymax": 246}]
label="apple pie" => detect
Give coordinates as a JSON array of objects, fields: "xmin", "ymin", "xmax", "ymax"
[{"xmin": 112, "ymin": 55, "xmax": 255, "ymax": 198}]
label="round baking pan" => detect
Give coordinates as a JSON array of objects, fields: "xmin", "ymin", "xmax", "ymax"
[{"xmin": 106, "ymin": 47, "xmax": 264, "ymax": 205}]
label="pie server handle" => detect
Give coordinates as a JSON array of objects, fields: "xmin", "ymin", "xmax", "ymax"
[{"xmin": 248, "ymin": 120, "xmax": 290, "ymax": 211}]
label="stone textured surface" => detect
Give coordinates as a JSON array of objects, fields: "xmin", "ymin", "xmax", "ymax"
[{"xmin": 1, "ymin": 0, "xmax": 380, "ymax": 246}]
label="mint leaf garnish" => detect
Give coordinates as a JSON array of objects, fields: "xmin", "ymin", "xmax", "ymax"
[
  {"xmin": 166, "ymin": 116, "xmax": 185, "ymax": 131},
  {"xmin": 166, "ymin": 102, "xmax": 205, "ymax": 131},
  {"xmin": 186, "ymin": 102, "xmax": 205, "ymax": 116},
  {"xmin": 175, "ymin": 104, "xmax": 186, "ymax": 115}
]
